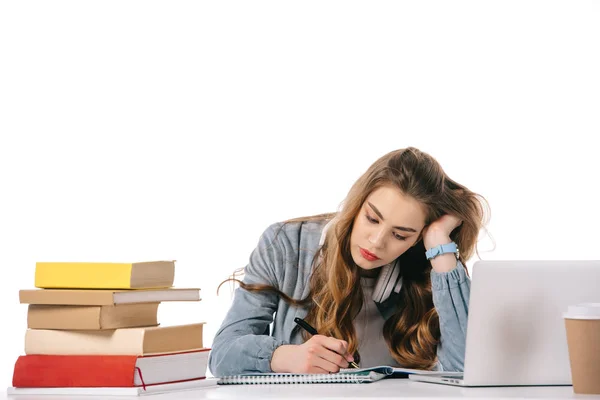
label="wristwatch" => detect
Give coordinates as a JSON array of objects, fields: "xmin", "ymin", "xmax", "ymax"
[{"xmin": 425, "ymin": 242, "xmax": 459, "ymax": 260}]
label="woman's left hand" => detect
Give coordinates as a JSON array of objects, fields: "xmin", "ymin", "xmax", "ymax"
[{"xmin": 422, "ymin": 214, "xmax": 463, "ymax": 249}]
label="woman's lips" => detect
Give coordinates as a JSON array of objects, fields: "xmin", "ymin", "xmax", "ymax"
[{"xmin": 359, "ymin": 247, "xmax": 380, "ymax": 261}]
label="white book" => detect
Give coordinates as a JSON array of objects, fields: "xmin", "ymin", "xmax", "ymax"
[{"xmin": 7, "ymin": 378, "xmax": 218, "ymax": 396}]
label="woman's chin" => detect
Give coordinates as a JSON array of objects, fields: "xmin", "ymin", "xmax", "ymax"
[{"xmin": 352, "ymin": 255, "xmax": 385, "ymax": 273}]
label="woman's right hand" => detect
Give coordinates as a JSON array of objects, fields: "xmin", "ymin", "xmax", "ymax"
[{"xmin": 270, "ymin": 335, "xmax": 355, "ymax": 373}]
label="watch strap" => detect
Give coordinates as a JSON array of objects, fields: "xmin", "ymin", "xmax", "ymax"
[{"xmin": 425, "ymin": 242, "xmax": 458, "ymax": 260}]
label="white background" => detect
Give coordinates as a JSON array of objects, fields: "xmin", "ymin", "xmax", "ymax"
[{"xmin": 1, "ymin": 0, "xmax": 599, "ymax": 388}]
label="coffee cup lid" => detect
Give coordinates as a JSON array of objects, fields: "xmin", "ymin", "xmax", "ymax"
[{"xmin": 563, "ymin": 303, "xmax": 600, "ymax": 320}]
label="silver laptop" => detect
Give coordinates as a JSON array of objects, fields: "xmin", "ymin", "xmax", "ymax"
[{"xmin": 410, "ymin": 260, "xmax": 600, "ymax": 387}]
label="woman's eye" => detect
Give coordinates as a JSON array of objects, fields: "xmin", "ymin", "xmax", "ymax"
[
  {"xmin": 393, "ymin": 233, "xmax": 407, "ymax": 241},
  {"xmin": 366, "ymin": 215, "xmax": 378, "ymax": 224},
  {"xmin": 365, "ymin": 213, "xmax": 407, "ymax": 241}
]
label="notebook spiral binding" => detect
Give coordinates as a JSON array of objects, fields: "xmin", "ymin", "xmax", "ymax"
[{"xmin": 218, "ymin": 371, "xmax": 384, "ymax": 385}]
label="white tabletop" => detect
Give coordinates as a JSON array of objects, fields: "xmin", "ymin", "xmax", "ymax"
[{"xmin": 4, "ymin": 379, "xmax": 597, "ymax": 400}]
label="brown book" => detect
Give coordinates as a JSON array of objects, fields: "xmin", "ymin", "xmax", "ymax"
[
  {"xmin": 19, "ymin": 288, "xmax": 200, "ymax": 306},
  {"xmin": 27, "ymin": 303, "xmax": 159, "ymax": 330},
  {"xmin": 24, "ymin": 323, "xmax": 205, "ymax": 355}
]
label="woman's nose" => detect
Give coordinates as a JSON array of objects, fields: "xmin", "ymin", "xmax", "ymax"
[{"xmin": 368, "ymin": 229, "xmax": 385, "ymax": 248}]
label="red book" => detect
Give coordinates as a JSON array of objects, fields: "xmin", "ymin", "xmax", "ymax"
[{"xmin": 12, "ymin": 349, "xmax": 210, "ymax": 388}]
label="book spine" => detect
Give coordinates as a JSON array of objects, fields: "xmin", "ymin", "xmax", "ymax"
[
  {"xmin": 25, "ymin": 328, "xmax": 145, "ymax": 355},
  {"xmin": 26, "ymin": 304, "xmax": 159, "ymax": 330},
  {"xmin": 12, "ymin": 355, "xmax": 138, "ymax": 387},
  {"xmin": 19, "ymin": 290, "xmax": 116, "ymax": 306},
  {"xmin": 27, "ymin": 305, "xmax": 102, "ymax": 330},
  {"xmin": 34, "ymin": 263, "xmax": 134, "ymax": 289}
]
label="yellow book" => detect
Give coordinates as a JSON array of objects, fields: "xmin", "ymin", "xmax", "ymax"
[{"xmin": 34, "ymin": 261, "xmax": 175, "ymax": 289}]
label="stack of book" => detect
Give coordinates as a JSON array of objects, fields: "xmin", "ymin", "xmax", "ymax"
[{"xmin": 8, "ymin": 260, "xmax": 216, "ymax": 396}]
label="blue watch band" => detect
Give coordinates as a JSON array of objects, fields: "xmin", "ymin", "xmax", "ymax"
[{"xmin": 425, "ymin": 242, "xmax": 459, "ymax": 260}]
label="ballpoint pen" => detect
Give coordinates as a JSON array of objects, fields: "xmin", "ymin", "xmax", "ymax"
[{"xmin": 294, "ymin": 317, "xmax": 360, "ymax": 369}]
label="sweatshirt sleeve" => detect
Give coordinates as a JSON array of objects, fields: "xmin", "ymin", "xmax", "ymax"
[
  {"xmin": 208, "ymin": 223, "xmax": 288, "ymax": 377},
  {"xmin": 430, "ymin": 260, "xmax": 470, "ymax": 372}
]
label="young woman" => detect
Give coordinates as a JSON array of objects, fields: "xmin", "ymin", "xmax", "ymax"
[{"xmin": 209, "ymin": 147, "xmax": 489, "ymax": 377}]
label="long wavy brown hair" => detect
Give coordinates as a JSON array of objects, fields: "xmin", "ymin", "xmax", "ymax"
[{"xmin": 221, "ymin": 147, "xmax": 489, "ymax": 370}]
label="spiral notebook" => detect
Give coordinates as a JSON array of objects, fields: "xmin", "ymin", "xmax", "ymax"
[{"xmin": 217, "ymin": 366, "xmax": 459, "ymax": 385}]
